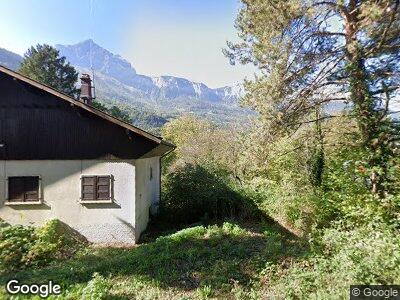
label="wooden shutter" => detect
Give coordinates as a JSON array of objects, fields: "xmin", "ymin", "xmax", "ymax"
[
  {"xmin": 8, "ymin": 177, "xmax": 25, "ymax": 202},
  {"xmin": 97, "ymin": 176, "xmax": 111, "ymax": 200},
  {"xmin": 8, "ymin": 176, "xmax": 39, "ymax": 202},
  {"xmin": 81, "ymin": 176, "xmax": 96, "ymax": 200},
  {"xmin": 24, "ymin": 177, "xmax": 39, "ymax": 201},
  {"xmin": 81, "ymin": 176, "xmax": 111, "ymax": 201}
]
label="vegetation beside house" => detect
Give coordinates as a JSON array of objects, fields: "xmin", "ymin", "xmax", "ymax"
[
  {"xmin": 0, "ymin": 219, "xmax": 86, "ymax": 273},
  {"xmin": 0, "ymin": 0, "xmax": 399, "ymax": 299}
]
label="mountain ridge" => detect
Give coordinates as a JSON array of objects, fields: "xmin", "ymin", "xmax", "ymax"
[
  {"xmin": 0, "ymin": 47, "xmax": 22, "ymax": 70},
  {"xmin": 0, "ymin": 40, "xmax": 251, "ymax": 130},
  {"xmin": 55, "ymin": 39, "xmax": 243, "ymax": 104}
]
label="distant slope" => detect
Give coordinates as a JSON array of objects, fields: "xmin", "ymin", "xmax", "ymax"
[
  {"xmin": 1, "ymin": 41, "xmax": 252, "ymax": 130},
  {"xmin": 0, "ymin": 48, "xmax": 22, "ymax": 70},
  {"xmin": 56, "ymin": 40, "xmax": 244, "ymax": 105},
  {"xmin": 55, "ymin": 40, "xmax": 251, "ymax": 126}
]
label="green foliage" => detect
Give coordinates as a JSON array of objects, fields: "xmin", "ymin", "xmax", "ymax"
[
  {"xmin": 197, "ymin": 284, "xmax": 213, "ymax": 299},
  {"xmin": 92, "ymin": 99, "xmax": 169, "ymax": 134},
  {"xmin": 161, "ymin": 115, "xmax": 240, "ymax": 173},
  {"xmin": 0, "ymin": 224, "xmax": 35, "ymax": 271},
  {"xmin": 234, "ymin": 128, "xmax": 322, "ymax": 234},
  {"xmin": 160, "ymin": 164, "xmax": 260, "ymax": 225},
  {"xmin": 19, "ymin": 44, "xmax": 79, "ymax": 98},
  {"xmin": 2, "ymin": 4, "xmax": 397, "ymax": 299},
  {"xmin": 80, "ymin": 273, "xmax": 111, "ymax": 300},
  {"xmin": 0, "ymin": 219, "xmax": 86, "ymax": 273},
  {"xmin": 308, "ymin": 147, "xmax": 324, "ymax": 188},
  {"xmin": 0, "ymin": 222, "xmax": 302, "ymax": 299},
  {"xmin": 92, "ymin": 101, "xmax": 131, "ymax": 123},
  {"xmin": 226, "ymin": 0, "xmax": 400, "ymax": 196},
  {"xmin": 264, "ymin": 222, "xmax": 400, "ymax": 299}
]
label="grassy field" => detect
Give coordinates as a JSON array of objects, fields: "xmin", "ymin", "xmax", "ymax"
[{"xmin": 0, "ymin": 221, "xmax": 305, "ymax": 299}]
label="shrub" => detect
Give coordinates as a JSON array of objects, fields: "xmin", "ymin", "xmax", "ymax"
[
  {"xmin": 160, "ymin": 164, "xmax": 260, "ymax": 224},
  {"xmin": 264, "ymin": 221, "xmax": 400, "ymax": 299},
  {"xmin": 0, "ymin": 219, "xmax": 86, "ymax": 273},
  {"xmin": 0, "ymin": 225, "xmax": 36, "ymax": 271}
]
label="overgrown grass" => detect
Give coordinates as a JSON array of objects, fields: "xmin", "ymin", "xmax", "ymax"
[
  {"xmin": 262, "ymin": 221, "xmax": 400, "ymax": 299},
  {"xmin": 0, "ymin": 221, "xmax": 304, "ymax": 299},
  {"xmin": 1, "ymin": 218, "xmax": 398, "ymax": 299}
]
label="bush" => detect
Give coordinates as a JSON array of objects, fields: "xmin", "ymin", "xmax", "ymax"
[
  {"xmin": 0, "ymin": 219, "xmax": 86, "ymax": 273},
  {"xmin": 263, "ymin": 221, "xmax": 400, "ymax": 299},
  {"xmin": 160, "ymin": 164, "xmax": 260, "ymax": 225},
  {"xmin": 0, "ymin": 225, "xmax": 36, "ymax": 271}
]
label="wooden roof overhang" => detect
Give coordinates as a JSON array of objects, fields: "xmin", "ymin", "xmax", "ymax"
[{"xmin": 0, "ymin": 65, "xmax": 175, "ymax": 160}]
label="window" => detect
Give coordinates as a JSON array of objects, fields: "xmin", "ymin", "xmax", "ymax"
[
  {"xmin": 7, "ymin": 176, "xmax": 40, "ymax": 203},
  {"xmin": 149, "ymin": 167, "xmax": 153, "ymax": 180},
  {"xmin": 81, "ymin": 176, "xmax": 112, "ymax": 202}
]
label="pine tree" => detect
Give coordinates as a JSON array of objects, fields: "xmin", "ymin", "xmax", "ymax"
[
  {"xmin": 19, "ymin": 44, "xmax": 79, "ymax": 98},
  {"xmin": 226, "ymin": 0, "xmax": 400, "ymax": 196}
]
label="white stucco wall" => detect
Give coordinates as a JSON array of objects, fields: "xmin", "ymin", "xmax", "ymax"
[
  {"xmin": 0, "ymin": 159, "xmax": 147, "ymax": 245},
  {"xmin": 134, "ymin": 157, "xmax": 160, "ymax": 238}
]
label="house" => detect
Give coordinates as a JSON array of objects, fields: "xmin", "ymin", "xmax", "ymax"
[{"xmin": 0, "ymin": 65, "xmax": 174, "ymax": 245}]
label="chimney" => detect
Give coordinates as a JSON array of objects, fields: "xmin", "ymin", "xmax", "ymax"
[{"xmin": 79, "ymin": 74, "xmax": 93, "ymax": 105}]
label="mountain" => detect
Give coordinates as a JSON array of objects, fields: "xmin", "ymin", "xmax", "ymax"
[
  {"xmin": 0, "ymin": 40, "xmax": 250, "ymax": 130},
  {"xmin": 55, "ymin": 40, "xmax": 244, "ymax": 104},
  {"xmin": 215, "ymin": 83, "xmax": 246, "ymax": 105},
  {"xmin": 0, "ymin": 47, "xmax": 22, "ymax": 70},
  {"xmin": 56, "ymin": 40, "xmax": 138, "ymax": 86}
]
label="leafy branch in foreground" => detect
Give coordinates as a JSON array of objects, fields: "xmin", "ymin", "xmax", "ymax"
[{"xmin": 225, "ymin": 0, "xmax": 400, "ymax": 196}]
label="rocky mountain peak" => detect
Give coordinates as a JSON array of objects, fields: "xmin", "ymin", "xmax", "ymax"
[{"xmin": 56, "ymin": 40, "xmax": 137, "ymax": 86}]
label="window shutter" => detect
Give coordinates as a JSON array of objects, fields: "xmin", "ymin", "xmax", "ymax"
[
  {"xmin": 24, "ymin": 177, "xmax": 39, "ymax": 202},
  {"xmin": 81, "ymin": 176, "xmax": 111, "ymax": 201},
  {"xmin": 8, "ymin": 177, "xmax": 25, "ymax": 202},
  {"xmin": 81, "ymin": 176, "xmax": 96, "ymax": 200},
  {"xmin": 97, "ymin": 176, "xmax": 111, "ymax": 200},
  {"xmin": 8, "ymin": 176, "xmax": 39, "ymax": 202}
]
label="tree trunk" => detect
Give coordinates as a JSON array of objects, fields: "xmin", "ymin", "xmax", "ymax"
[{"xmin": 343, "ymin": 3, "xmax": 386, "ymax": 196}]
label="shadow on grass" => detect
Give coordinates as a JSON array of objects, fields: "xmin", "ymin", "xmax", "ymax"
[
  {"xmin": 0, "ymin": 222, "xmax": 305, "ymax": 296},
  {"xmin": 0, "ymin": 165, "xmax": 307, "ymax": 298}
]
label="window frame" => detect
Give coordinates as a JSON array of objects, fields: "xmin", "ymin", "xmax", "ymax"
[
  {"xmin": 5, "ymin": 175, "xmax": 42, "ymax": 205},
  {"xmin": 80, "ymin": 175, "xmax": 113, "ymax": 204}
]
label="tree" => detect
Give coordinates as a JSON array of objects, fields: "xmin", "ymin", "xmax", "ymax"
[
  {"xmin": 92, "ymin": 101, "xmax": 131, "ymax": 123},
  {"xmin": 19, "ymin": 44, "xmax": 79, "ymax": 98},
  {"xmin": 225, "ymin": 0, "xmax": 400, "ymax": 196},
  {"xmin": 161, "ymin": 115, "xmax": 242, "ymax": 175}
]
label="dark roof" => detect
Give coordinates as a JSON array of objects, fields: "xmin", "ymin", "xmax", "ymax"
[{"xmin": 0, "ymin": 65, "xmax": 174, "ymax": 159}]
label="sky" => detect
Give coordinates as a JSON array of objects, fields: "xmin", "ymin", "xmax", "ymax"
[{"xmin": 0, "ymin": 0, "xmax": 256, "ymax": 88}]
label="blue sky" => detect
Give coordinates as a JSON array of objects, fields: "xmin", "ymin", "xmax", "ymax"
[{"xmin": 0, "ymin": 0, "xmax": 255, "ymax": 87}]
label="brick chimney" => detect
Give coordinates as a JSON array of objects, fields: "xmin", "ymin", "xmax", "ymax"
[{"xmin": 79, "ymin": 74, "xmax": 93, "ymax": 105}]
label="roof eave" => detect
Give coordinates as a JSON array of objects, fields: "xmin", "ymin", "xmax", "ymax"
[{"xmin": 0, "ymin": 65, "xmax": 176, "ymax": 154}]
